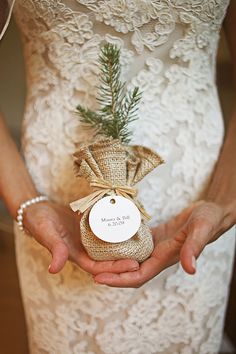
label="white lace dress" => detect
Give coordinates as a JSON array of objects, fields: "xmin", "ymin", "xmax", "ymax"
[{"xmin": 10, "ymin": 0, "xmax": 236, "ymax": 353}]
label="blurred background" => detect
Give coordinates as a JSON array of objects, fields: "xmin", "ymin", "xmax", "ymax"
[{"xmin": 0, "ymin": 18, "xmax": 235, "ymax": 354}]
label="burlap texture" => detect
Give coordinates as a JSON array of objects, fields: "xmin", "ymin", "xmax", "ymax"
[{"xmin": 73, "ymin": 139, "xmax": 164, "ymax": 262}]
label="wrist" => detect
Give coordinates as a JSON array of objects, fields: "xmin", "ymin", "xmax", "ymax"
[
  {"xmin": 6, "ymin": 188, "xmax": 40, "ymax": 219},
  {"xmin": 204, "ymin": 192, "xmax": 236, "ymax": 225},
  {"xmin": 0, "ymin": 168, "xmax": 40, "ymax": 219},
  {"xmin": 16, "ymin": 195, "xmax": 49, "ymax": 231}
]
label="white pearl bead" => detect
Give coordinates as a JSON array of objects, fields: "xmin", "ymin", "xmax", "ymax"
[
  {"xmin": 16, "ymin": 195, "xmax": 48, "ymax": 232},
  {"xmin": 17, "ymin": 214, "xmax": 23, "ymax": 221}
]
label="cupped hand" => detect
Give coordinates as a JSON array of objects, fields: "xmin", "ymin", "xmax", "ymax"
[
  {"xmin": 23, "ymin": 201, "xmax": 139, "ymax": 275},
  {"xmin": 94, "ymin": 200, "xmax": 236, "ymax": 288}
]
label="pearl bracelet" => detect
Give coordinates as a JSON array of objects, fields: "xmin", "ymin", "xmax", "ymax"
[{"xmin": 16, "ymin": 195, "xmax": 49, "ymax": 231}]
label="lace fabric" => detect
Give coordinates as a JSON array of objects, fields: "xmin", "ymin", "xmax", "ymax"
[{"xmin": 12, "ymin": 0, "xmax": 236, "ymax": 353}]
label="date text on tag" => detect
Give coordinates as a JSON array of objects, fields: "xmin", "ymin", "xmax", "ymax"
[{"xmin": 88, "ymin": 195, "xmax": 141, "ymax": 243}]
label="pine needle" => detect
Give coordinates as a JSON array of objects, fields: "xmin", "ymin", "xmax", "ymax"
[{"xmin": 75, "ymin": 42, "xmax": 142, "ymax": 144}]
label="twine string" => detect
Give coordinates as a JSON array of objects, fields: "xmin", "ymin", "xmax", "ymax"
[{"xmin": 70, "ymin": 177, "xmax": 151, "ymax": 220}]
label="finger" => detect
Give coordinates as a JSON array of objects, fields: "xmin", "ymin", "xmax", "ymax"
[
  {"xmin": 94, "ymin": 257, "xmax": 157, "ymax": 288},
  {"xmin": 94, "ymin": 254, "xmax": 170, "ymax": 288},
  {"xmin": 151, "ymin": 203, "xmax": 197, "ymax": 244},
  {"xmin": 180, "ymin": 219, "xmax": 213, "ymax": 274},
  {"xmin": 77, "ymin": 249, "xmax": 140, "ymax": 275},
  {"xmin": 49, "ymin": 241, "xmax": 69, "ymax": 274},
  {"xmin": 34, "ymin": 220, "xmax": 69, "ymax": 274},
  {"xmin": 94, "ymin": 239, "xmax": 179, "ymax": 287}
]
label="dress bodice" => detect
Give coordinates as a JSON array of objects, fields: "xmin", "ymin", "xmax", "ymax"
[
  {"xmin": 10, "ymin": 3, "xmax": 236, "ymax": 354},
  {"xmin": 13, "ymin": 0, "xmax": 230, "ymax": 225}
]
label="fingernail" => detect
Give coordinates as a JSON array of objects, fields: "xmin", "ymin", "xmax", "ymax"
[
  {"xmin": 48, "ymin": 264, "xmax": 51, "ymax": 272},
  {"xmin": 129, "ymin": 261, "xmax": 139, "ymax": 271},
  {"xmin": 192, "ymin": 256, "xmax": 196, "ymax": 272},
  {"xmin": 92, "ymin": 275, "xmax": 100, "ymax": 285},
  {"xmin": 130, "ymin": 266, "xmax": 139, "ymax": 271}
]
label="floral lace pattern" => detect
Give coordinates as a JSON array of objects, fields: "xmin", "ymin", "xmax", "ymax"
[{"xmin": 12, "ymin": 0, "xmax": 236, "ymax": 353}]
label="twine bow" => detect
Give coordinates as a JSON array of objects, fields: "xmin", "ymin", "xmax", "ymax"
[{"xmin": 70, "ymin": 177, "xmax": 151, "ymax": 220}]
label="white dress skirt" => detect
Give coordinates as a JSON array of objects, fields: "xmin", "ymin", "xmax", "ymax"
[{"xmin": 6, "ymin": 0, "xmax": 236, "ymax": 353}]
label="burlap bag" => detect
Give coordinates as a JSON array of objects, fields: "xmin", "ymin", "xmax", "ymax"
[{"xmin": 70, "ymin": 139, "xmax": 163, "ymax": 262}]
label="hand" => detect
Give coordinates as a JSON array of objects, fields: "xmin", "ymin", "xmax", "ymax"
[
  {"xmin": 94, "ymin": 200, "xmax": 236, "ymax": 288},
  {"xmin": 23, "ymin": 201, "xmax": 140, "ymax": 275}
]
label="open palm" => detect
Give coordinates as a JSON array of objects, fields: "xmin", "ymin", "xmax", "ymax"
[
  {"xmin": 23, "ymin": 201, "xmax": 139, "ymax": 275},
  {"xmin": 94, "ymin": 200, "xmax": 234, "ymax": 287}
]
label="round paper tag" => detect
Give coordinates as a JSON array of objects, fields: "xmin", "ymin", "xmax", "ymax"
[{"xmin": 88, "ymin": 195, "xmax": 141, "ymax": 243}]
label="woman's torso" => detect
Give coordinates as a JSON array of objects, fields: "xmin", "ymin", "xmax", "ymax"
[
  {"xmin": 11, "ymin": 3, "xmax": 236, "ymax": 354},
  {"xmin": 14, "ymin": 0, "xmax": 230, "ymax": 225}
]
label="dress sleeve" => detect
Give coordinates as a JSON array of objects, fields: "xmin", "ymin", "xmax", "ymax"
[{"xmin": 0, "ymin": 0, "xmax": 15, "ymax": 41}]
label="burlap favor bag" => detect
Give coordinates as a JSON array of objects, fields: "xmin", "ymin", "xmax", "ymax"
[{"xmin": 70, "ymin": 139, "xmax": 163, "ymax": 262}]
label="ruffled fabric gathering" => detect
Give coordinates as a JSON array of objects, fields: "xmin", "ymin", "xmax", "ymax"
[{"xmin": 70, "ymin": 138, "xmax": 164, "ymax": 262}]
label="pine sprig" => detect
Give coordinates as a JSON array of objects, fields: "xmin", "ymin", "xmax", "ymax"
[
  {"xmin": 76, "ymin": 106, "xmax": 103, "ymax": 133},
  {"xmin": 97, "ymin": 44, "xmax": 125, "ymax": 116},
  {"xmin": 76, "ymin": 42, "xmax": 142, "ymax": 144}
]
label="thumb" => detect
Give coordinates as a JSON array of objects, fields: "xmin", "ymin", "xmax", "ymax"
[
  {"xmin": 179, "ymin": 219, "xmax": 212, "ymax": 274},
  {"xmin": 33, "ymin": 220, "xmax": 69, "ymax": 274},
  {"xmin": 48, "ymin": 240, "xmax": 69, "ymax": 274}
]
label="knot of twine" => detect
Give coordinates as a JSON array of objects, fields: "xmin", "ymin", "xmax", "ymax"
[{"xmin": 70, "ymin": 177, "xmax": 151, "ymax": 220}]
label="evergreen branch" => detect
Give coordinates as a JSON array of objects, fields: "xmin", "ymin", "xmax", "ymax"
[
  {"xmin": 76, "ymin": 105, "xmax": 104, "ymax": 131},
  {"xmin": 120, "ymin": 87, "xmax": 142, "ymax": 124},
  {"xmin": 97, "ymin": 43, "xmax": 124, "ymax": 117},
  {"xmin": 75, "ymin": 42, "xmax": 142, "ymax": 144}
]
